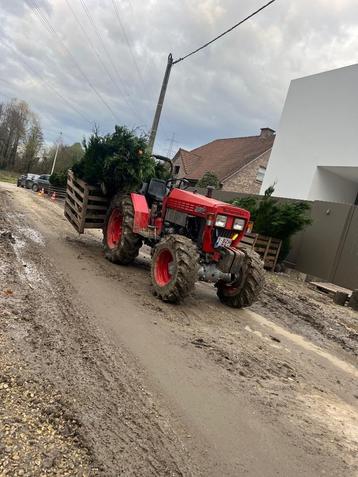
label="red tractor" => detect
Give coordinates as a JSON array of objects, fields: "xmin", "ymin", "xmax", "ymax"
[{"xmin": 103, "ymin": 155, "xmax": 264, "ymax": 308}]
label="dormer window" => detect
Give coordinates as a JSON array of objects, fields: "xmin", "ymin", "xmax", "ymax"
[{"xmin": 256, "ymin": 166, "xmax": 266, "ymax": 183}]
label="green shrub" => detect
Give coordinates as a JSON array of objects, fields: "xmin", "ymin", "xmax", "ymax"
[
  {"xmin": 232, "ymin": 188, "xmax": 312, "ymax": 260},
  {"xmin": 49, "ymin": 171, "xmax": 68, "ymax": 187},
  {"xmin": 197, "ymin": 171, "xmax": 220, "ymax": 189}
]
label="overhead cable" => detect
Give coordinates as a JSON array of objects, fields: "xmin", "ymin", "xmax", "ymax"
[
  {"xmin": 173, "ymin": 0, "xmax": 277, "ymax": 64},
  {"xmin": 111, "ymin": 0, "xmax": 145, "ymax": 87},
  {"xmin": 28, "ymin": 0, "xmax": 120, "ymax": 121},
  {"xmin": 1, "ymin": 40, "xmax": 93, "ymax": 126},
  {"xmin": 78, "ymin": 0, "xmax": 140, "ymax": 120}
]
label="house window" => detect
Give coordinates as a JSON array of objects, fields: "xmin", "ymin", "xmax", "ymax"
[
  {"xmin": 256, "ymin": 166, "xmax": 266, "ymax": 183},
  {"xmin": 174, "ymin": 165, "xmax": 180, "ymax": 175}
]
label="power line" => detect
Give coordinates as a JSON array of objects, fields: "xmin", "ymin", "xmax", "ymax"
[
  {"xmin": 126, "ymin": 0, "xmax": 135, "ymax": 14},
  {"xmin": 1, "ymin": 40, "xmax": 93, "ymax": 126},
  {"xmin": 0, "ymin": 81, "xmax": 71, "ymax": 135},
  {"xmin": 65, "ymin": 0, "xmax": 141, "ymax": 124},
  {"xmin": 111, "ymin": 0, "xmax": 145, "ymax": 88},
  {"xmin": 149, "ymin": 0, "xmax": 278, "ymax": 151},
  {"xmin": 0, "ymin": 90, "xmax": 68, "ymax": 142},
  {"xmin": 166, "ymin": 132, "xmax": 179, "ymax": 159},
  {"xmin": 32, "ymin": 1, "xmax": 119, "ymax": 121},
  {"xmin": 78, "ymin": 0, "xmax": 143, "ymax": 124},
  {"xmin": 173, "ymin": 0, "xmax": 277, "ymax": 64},
  {"xmin": 64, "ymin": 0, "xmax": 125, "ymax": 99},
  {"xmin": 28, "ymin": 0, "xmax": 120, "ymax": 122}
]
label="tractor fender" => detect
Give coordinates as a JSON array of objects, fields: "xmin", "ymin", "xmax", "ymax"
[{"xmin": 130, "ymin": 193, "xmax": 150, "ymax": 234}]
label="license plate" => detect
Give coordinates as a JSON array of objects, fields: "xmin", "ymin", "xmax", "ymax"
[{"xmin": 215, "ymin": 236, "xmax": 232, "ymax": 248}]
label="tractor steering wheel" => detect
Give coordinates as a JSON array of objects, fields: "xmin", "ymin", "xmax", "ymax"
[{"xmin": 166, "ymin": 178, "xmax": 190, "ymax": 190}]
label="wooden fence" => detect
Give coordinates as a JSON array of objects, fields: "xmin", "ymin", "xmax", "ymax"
[
  {"xmin": 64, "ymin": 171, "xmax": 108, "ymax": 234},
  {"xmin": 240, "ymin": 233, "xmax": 282, "ymax": 271},
  {"xmin": 47, "ymin": 184, "xmax": 66, "ymax": 200}
]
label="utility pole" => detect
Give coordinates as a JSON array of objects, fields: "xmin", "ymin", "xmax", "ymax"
[
  {"xmin": 147, "ymin": 53, "xmax": 173, "ymax": 154},
  {"xmin": 147, "ymin": 1, "xmax": 276, "ymax": 154},
  {"xmin": 50, "ymin": 132, "xmax": 62, "ymax": 175}
]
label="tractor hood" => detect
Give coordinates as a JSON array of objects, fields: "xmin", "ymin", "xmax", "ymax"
[{"xmin": 165, "ymin": 188, "xmax": 250, "ymax": 221}]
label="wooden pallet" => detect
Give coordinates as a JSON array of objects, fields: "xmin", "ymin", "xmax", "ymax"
[
  {"xmin": 240, "ymin": 232, "xmax": 282, "ymax": 271},
  {"xmin": 64, "ymin": 170, "xmax": 109, "ymax": 233},
  {"xmin": 310, "ymin": 282, "xmax": 352, "ymax": 298}
]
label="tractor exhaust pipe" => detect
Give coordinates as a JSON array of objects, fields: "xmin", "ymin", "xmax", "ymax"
[{"xmin": 206, "ymin": 186, "xmax": 214, "ymax": 198}]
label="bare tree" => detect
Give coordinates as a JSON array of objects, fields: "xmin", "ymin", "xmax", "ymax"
[
  {"xmin": 0, "ymin": 99, "xmax": 30, "ymax": 169},
  {"xmin": 21, "ymin": 114, "xmax": 44, "ymax": 173}
]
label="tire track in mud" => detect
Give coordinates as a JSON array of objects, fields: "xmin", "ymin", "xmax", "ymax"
[
  {"xmin": 48, "ymin": 203, "xmax": 358, "ymax": 476},
  {"xmin": 2, "ymin": 185, "xmax": 358, "ymax": 477},
  {"xmin": 0, "ymin": 190, "xmax": 197, "ymax": 476}
]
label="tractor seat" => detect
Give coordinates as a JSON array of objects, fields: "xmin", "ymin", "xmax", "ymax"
[{"xmin": 145, "ymin": 178, "xmax": 167, "ymax": 203}]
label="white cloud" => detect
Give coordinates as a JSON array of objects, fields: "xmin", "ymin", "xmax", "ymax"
[{"xmin": 0, "ymin": 0, "xmax": 357, "ymax": 155}]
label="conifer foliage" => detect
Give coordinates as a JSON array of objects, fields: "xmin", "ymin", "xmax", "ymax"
[
  {"xmin": 232, "ymin": 187, "xmax": 312, "ymax": 259},
  {"xmin": 72, "ymin": 126, "xmax": 166, "ymax": 197}
]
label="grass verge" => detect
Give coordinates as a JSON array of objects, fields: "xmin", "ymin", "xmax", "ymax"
[{"xmin": 0, "ymin": 170, "xmax": 18, "ymax": 184}]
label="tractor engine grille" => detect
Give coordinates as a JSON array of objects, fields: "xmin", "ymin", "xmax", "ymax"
[{"xmin": 213, "ymin": 227, "xmax": 232, "ymax": 240}]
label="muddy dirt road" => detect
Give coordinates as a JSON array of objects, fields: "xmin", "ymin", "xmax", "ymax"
[{"xmin": 1, "ymin": 183, "xmax": 357, "ymax": 476}]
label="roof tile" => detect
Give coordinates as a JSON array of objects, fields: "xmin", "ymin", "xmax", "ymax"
[{"xmin": 178, "ymin": 133, "xmax": 275, "ymax": 181}]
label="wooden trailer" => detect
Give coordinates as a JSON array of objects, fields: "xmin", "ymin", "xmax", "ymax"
[{"xmin": 64, "ymin": 170, "xmax": 109, "ymax": 234}]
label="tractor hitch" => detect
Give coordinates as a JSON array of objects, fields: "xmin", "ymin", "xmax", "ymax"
[{"xmin": 198, "ymin": 248, "xmax": 245, "ymax": 283}]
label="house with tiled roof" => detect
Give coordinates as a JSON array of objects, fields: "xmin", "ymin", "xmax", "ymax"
[{"xmin": 173, "ymin": 128, "xmax": 275, "ymax": 194}]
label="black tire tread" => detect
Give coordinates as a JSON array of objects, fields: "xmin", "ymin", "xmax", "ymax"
[
  {"xmin": 217, "ymin": 248, "xmax": 265, "ymax": 308},
  {"xmin": 151, "ymin": 234, "xmax": 199, "ymax": 304},
  {"xmin": 103, "ymin": 194, "xmax": 142, "ymax": 265}
]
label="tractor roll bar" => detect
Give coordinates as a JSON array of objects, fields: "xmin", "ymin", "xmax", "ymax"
[{"xmin": 151, "ymin": 154, "xmax": 173, "ymax": 176}]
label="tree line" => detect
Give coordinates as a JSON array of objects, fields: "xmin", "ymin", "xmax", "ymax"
[{"xmin": 0, "ymin": 98, "xmax": 83, "ymax": 176}]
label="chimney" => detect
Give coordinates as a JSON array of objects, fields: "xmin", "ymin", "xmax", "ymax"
[{"xmin": 260, "ymin": 127, "xmax": 275, "ymax": 139}]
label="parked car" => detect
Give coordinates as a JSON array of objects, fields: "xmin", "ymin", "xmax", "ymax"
[
  {"xmin": 17, "ymin": 174, "xmax": 26, "ymax": 187},
  {"xmin": 17, "ymin": 173, "xmax": 40, "ymax": 188},
  {"xmin": 31, "ymin": 174, "xmax": 51, "ymax": 192}
]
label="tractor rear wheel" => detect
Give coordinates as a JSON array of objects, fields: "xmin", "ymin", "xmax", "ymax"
[
  {"xmin": 216, "ymin": 248, "xmax": 264, "ymax": 308},
  {"xmin": 151, "ymin": 235, "xmax": 199, "ymax": 304},
  {"xmin": 103, "ymin": 194, "xmax": 142, "ymax": 264}
]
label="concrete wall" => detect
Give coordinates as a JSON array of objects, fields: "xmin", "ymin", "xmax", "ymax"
[
  {"xmin": 191, "ymin": 187, "xmax": 358, "ymax": 289},
  {"xmin": 333, "ymin": 207, "xmax": 358, "ymax": 288},
  {"xmin": 308, "ymin": 167, "xmax": 358, "ymax": 203},
  {"xmin": 295, "ymin": 202, "xmax": 352, "ymax": 282},
  {"xmin": 223, "ymin": 149, "xmax": 271, "ymax": 194},
  {"xmin": 261, "ymin": 63, "xmax": 358, "ymax": 202}
]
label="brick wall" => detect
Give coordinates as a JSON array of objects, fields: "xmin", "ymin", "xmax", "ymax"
[
  {"xmin": 172, "ymin": 153, "xmax": 184, "ymax": 177},
  {"xmin": 222, "ymin": 148, "xmax": 271, "ymax": 194}
]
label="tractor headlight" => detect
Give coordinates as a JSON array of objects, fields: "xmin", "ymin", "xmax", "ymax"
[
  {"xmin": 215, "ymin": 215, "xmax": 227, "ymax": 228},
  {"xmin": 233, "ymin": 218, "xmax": 246, "ymax": 231}
]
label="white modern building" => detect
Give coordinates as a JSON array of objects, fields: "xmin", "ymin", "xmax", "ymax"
[{"xmin": 261, "ymin": 64, "xmax": 358, "ymax": 204}]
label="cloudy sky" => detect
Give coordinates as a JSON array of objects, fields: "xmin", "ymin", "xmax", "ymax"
[{"xmin": 0, "ymin": 0, "xmax": 357, "ymax": 155}]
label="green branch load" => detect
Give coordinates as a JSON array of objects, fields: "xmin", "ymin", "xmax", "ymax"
[{"xmin": 72, "ymin": 126, "xmax": 167, "ymax": 197}]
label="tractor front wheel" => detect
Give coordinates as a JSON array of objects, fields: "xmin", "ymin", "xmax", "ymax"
[
  {"xmin": 151, "ymin": 235, "xmax": 199, "ymax": 304},
  {"xmin": 103, "ymin": 194, "xmax": 142, "ymax": 264},
  {"xmin": 216, "ymin": 248, "xmax": 265, "ymax": 308}
]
